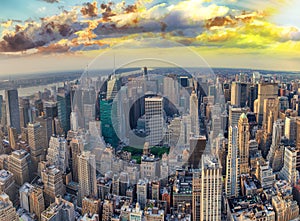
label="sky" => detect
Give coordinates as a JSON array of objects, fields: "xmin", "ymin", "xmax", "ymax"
[{"xmin": 0, "ymin": 0, "xmax": 300, "ymax": 76}]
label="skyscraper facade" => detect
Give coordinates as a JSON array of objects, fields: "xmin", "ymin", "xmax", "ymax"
[
  {"xmin": 190, "ymin": 90, "xmax": 199, "ymax": 135},
  {"xmin": 78, "ymin": 151, "xmax": 97, "ymax": 206},
  {"xmin": 225, "ymin": 125, "xmax": 240, "ymax": 197},
  {"xmin": 238, "ymin": 113, "xmax": 250, "ymax": 174},
  {"xmin": 145, "ymin": 97, "xmax": 164, "ymax": 146},
  {"xmin": 5, "ymin": 89, "xmax": 21, "ymax": 133},
  {"xmin": 200, "ymin": 155, "xmax": 222, "ymax": 221}
]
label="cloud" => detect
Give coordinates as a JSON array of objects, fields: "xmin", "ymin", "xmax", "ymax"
[
  {"xmin": 81, "ymin": 2, "xmax": 98, "ymax": 18},
  {"xmin": 0, "ymin": 0, "xmax": 299, "ymax": 55},
  {"xmin": 0, "ymin": 10, "xmax": 82, "ymax": 52}
]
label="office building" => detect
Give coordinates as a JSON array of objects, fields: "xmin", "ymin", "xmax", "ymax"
[
  {"xmin": 41, "ymin": 165, "xmax": 65, "ymax": 206},
  {"xmin": 279, "ymin": 146, "xmax": 299, "ymax": 184},
  {"xmin": 254, "ymin": 82, "xmax": 278, "ymax": 125},
  {"xmin": 262, "ymin": 98, "xmax": 279, "ymax": 134},
  {"xmin": 8, "ymin": 149, "xmax": 30, "ymax": 186},
  {"xmin": 28, "ymin": 122, "xmax": 45, "ymax": 173},
  {"xmin": 285, "ymin": 116, "xmax": 296, "ymax": 142},
  {"xmin": 102, "ymin": 200, "xmax": 114, "ymax": 221},
  {"xmin": 190, "ymin": 90, "xmax": 199, "ymax": 135},
  {"xmin": 238, "ymin": 113, "xmax": 250, "ymax": 174},
  {"xmin": 145, "ymin": 96, "xmax": 164, "ymax": 146},
  {"xmin": 0, "ymin": 170, "xmax": 16, "ymax": 204},
  {"xmin": 57, "ymin": 92, "xmax": 71, "ymax": 134},
  {"xmin": 137, "ymin": 179, "xmax": 148, "ymax": 209},
  {"xmin": 47, "ymin": 136, "xmax": 69, "ymax": 173},
  {"xmin": 78, "ymin": 151, "xmax": 97, "ymax": 206},
  {"xmin": 5, "ymin": 89, "xmax": 21, "ymax": 133},
  {"xmin": 255, "ymin": 159, "xmax": 275, "ymax": 189},
  {"xmin": 189, "ymin": 136, "xmax": 206, "ymax": 168},
  {"xmin": 225, "ymin": 125, "xmax": 240, "ymax": 197},
  {"xmin": 200, "ymin": 155, "xmax": 222, "ymax": 221},
  {"xmin": 0, "ymin": 192, "xmax": 19, "ymax": 221},
  {"xmin": 100, "ymin": 99, "xmax": 119, "ymax": 148}
]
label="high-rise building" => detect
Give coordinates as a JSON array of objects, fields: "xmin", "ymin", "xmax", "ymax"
[
  {"xmin": 285, "ymin": 116, "xmax": 296, "ymax": 143},
  {"xmin": 70, "ymin": 138, "xmax": 84, "ymax": 182},
  {"xmin": 0, "ymin": 192, "xmax": 19, "ymax": 221},
  {"xmin": 279, "ymin": 146, "xmax": 299, "ymax": 184},
  {"xmin": 140, "ymin": 155, "xmax": 160, "ymax": 180},
  {"xmin": 100, "ymin": 99, "xmax": 119, "ymax": 148},
  {"xmin": 41, "ymin": 165, "xmax": 65, "ymax": 206},
  {"xmin": 192, "ymin": 170, "xmax": 201, "ymax": 221},
  {"xmin": 47, "ymin": 136, "xmax": 69, "ymax": 173},
  {"xmin": 41, "ymin": 195, "xmax": 75, "ymax": 221},
  {"xmin": 106, "ymin": 75, "xmax": 121, "ymax": 100},
  {"xmin": 255, "ymin": 159, "xmax": 275, "ymax": 189},
  {"xmin": 0, "ymin": 170, "xmax": 16, "ymax": 204},
  {"xmin": 19, "ymin": 97, "xmax": 31, "ymax": 128},
  {"xmin": 29, "ymin": 186, "xmax": 45, "ymax": 221},
  {"xmin": 200, "ymin": 155, "xmax": 222, "ymax": 221},
  {"xmin": 8, "ymin": 149, "xmax": 30, "ymax": 186},
  {"xmin": 262, "ymin": 98, "xmax": 279, "ymax": 134},
  {"xmin": 57, "ymin": 92, "xmax": 71, "ymax": 134},
  {"xmin": 190, "ymin": 90, "xmax": 199, "ymax": 135},
  {"xmin": 254, "ymin": 82, "xmax": 278, "ymax": 125},
  {"xmin": 228, "ymin": 106, "xmax": 248, "ymax": 127},
  {"xmin": 238, "ymin": 113, "xmax": 250, "ymax": 174},
  {"xmin": 189, "ymin": 136, "xmax": 206, "ymax": 168},
  {"xmin": 36, "ymin": 116, "xmax": 52, "ymax": 149},
  {"xmin": 70, "ymin": 111, "xmax": 79, "ymax": 131},
  {"xmin": 145, "ymin": 96, "xmax": 164, "ymax": 146},
  {"xmin": 231, "ymin": 81, "xmax": 241, "ymax": 107},
  {"xmin": 5, "ymin": 89, "xmax": 21, "ymax": 133},
  {"xmin": 78, "ymin": 151, "xmax": 97, "ymax": 206},
  {"xmin": 225, "ymin": 125, "xmax": 240, "ymax": 197},
  {"xmin": 27, "ymin": 122, "xmax": 45, "ymax": 173},
  {"xmin": 137, "ymin": 179, "xmax": 148, "ymax": 209},
  {"xmin": 102, "ymin": 200, "xmax": 113, "ymax": 221}
]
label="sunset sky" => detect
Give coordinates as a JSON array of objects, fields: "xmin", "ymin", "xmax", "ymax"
[{"xmin": 0, "ymin": 0, "xmax": 300, "ymax": 76}]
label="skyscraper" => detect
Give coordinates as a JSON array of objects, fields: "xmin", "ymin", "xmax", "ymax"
[
  {"xmin": 78, "ymin": 151, "xmax": 97, "ymax": 206},
  {"xmin": 47, "ymin": 136, "xmax": 69, "ymax": 173},
  {"xmin": 262, "ymin": 98, "xmax": 279, "ymax": 134},
  {"xmin": 27, "ymin": 122, "xmax": 45, "ymax": 173},
  {"xmin": 100, "ymin": 99, "xmax": 119, "ymax": 148},
  {"xmin": 190, "ymin": 90, "xmax": 199, "ymax": 135},
  {"xmin": 238, "ymin": 113, "xmax": 250, "ymax": 174},
  {"xmin": 145, "ymin": 96, "xmax": 164, "ymax": 146},
  {"xmin": 41, "ymin": 165, "xmax": 65, "ymax": 206},
  {"xmin": 225, "ymin": 125, "xmax": 240, "ymax": 197},
  {"xmin": 8, "ymin": 149, "xmax": 30, "ymax": 186},
  {"xmin": 200, "ymin": 155, "xmax": 222, "ymax": 221},
  {"xmin": 0, "ymin": 192, "xmax": 19, "ymax": 221},
  {"xmin": 5, "ymin": 89, "xmax": 21, "ymax": 133},
  {"xmin": 57, "ymin": 91, "xmax": 71, "ymax": 135},
  {"xmin": 254, "ymin": 82, "xmax": 278, "ymax": 125},
  {"xmin": 231, "ymin": 81, "xmax": 241, "ymax": 107},
  {"xmin": 19, "ymin": 97, "xmax": 31, "ymax": 128}
]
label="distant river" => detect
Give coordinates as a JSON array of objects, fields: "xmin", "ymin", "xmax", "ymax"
[{"xmin": 0, "ymin": 82, "xmax": 64, "ymax": 97}]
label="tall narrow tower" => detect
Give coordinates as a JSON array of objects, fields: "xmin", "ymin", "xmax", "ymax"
[
  {"xmin": 78, "ymin": 151, "xmax": 97, "ymax": 206},
  {"xmin": 225, "ymin": 125, "xmax": 240, "ymax": 197},
  {"xmin": 200, "ymin": 155, "xmax": 222, "ymax": 221},
  {"xmin": 238, "ymin": 113, "xmax": 250, "ymax": 174},
  {"xmin": 5, "ymin": 89, "xmax": 21, "ymax": 133},
  {"xmin": 190, "ymin": 90, "xmax": 199, "ymax": 135}
]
